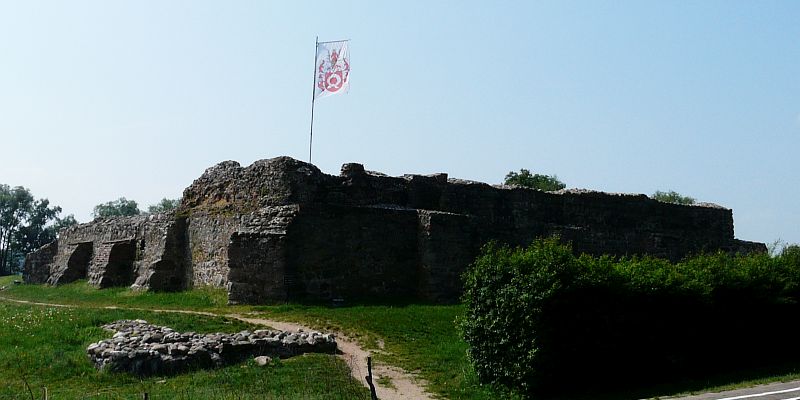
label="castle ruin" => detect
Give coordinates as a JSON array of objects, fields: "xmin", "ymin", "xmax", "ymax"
[{"xmin": 24, "ymin": 156, "xmax": 765, "ymax": 304}]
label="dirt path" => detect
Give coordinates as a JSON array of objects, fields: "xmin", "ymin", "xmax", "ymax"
[
  {"xmin": 0, "ymin": 296, "xmax": 433, "ymax": 400},
  {"xmin": 233, "ymin": 315, "xmax": 432, "ymax": 400}
]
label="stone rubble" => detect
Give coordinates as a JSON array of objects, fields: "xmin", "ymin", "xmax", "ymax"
[{"xmin": 86, "ymin": 319, "xmax": 336, "ymax": 375}]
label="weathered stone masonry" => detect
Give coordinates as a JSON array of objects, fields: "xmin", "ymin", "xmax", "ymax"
[
  {"xmin": 30, "ymin": 213, "xmax": 189, "ymax": 292},
  {"xmin": 24, "ymin": 156, "xmax": 766, "ymax": 304}
]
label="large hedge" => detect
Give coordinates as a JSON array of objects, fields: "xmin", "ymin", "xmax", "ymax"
[{"xmin": 460, "ymin": 238, "xmax": 800, "ymax": 396}]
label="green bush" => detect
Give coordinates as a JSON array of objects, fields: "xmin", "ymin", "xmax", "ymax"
[
  {"xmin": 652, "ymin": 190, "xmax": 696, "ymax": 205},
  {"xmin": 504, "ymin": 169, "xmax": 565, "ymax": 191},
  {"xmin": 93, "ymin": 197, "xmax": 141, "ymax": 218},
  {"xmin": 460, "ymin": 238, "xmax": 800, "ymax": 396},
  {"xmin": 460, "ymin": 238, "xmax": 578, "ymax": 394}
]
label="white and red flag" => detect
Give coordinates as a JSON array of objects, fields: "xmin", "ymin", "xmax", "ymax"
[{"xmin": 314, "ymin": 40, "xmax": 350, "ymax": 100}]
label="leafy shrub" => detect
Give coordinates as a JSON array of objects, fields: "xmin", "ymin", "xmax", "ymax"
[
  {"xmin": 652, "ymin": 190, "xmax": 696, "ymax": 205},
  {"xmin": 461, "ymin": 238, "xmax": 800, "ymax": 396},
  {"xmin": 780, "ymin": 244, "xmax": 800, "ymax": 264},
  {"xmin": 147, "ymin": 198, "xmax": 181, "ymax": 214},
  {"xmin": 93, "ymin": 197, "xmax": 141, "ymax": 218},
  {"xmin": 504, "ymin": 169, "xmax": 565, "ymax": 191},
  {"xmin": 460, "ymin": 238, "xmax": 578, "ymax": 393}
]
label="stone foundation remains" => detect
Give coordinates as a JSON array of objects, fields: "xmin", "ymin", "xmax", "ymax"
[
  {"xmin": 87, "ymin": 319, "xmax": 336, "ymax": 375},
  {"xmin": 24, "ymin": 156, "xmax": 766, "ymax": 303}
]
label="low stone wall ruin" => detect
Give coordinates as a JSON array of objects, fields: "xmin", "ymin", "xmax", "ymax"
[
  {"xmin": 24, "ymin": 156, "xmax": 766, "ymax": 304},
  {"xmin": 87, "ymin": 319, "xmax": 336, "ymax": 375}
]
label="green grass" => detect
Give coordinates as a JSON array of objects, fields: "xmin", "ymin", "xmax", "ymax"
[
  {"xmin": 4, "ymin": 276, "xmax": 800, "ymax": 399},
  {"xmin": 0, "ymin": 277, "xmax": 514, "ymax": 399},
  {"xmin": 0, "ymin": 298, "xmax": 368, "ymax": 399},
  {"xmin": 249, "ymin": 303, "xmax": 520, "ymax": 400},
  {"xmin": 0, "ymin": 276, "xmax": 231, "ymax": 311},
  {"xmin": 375, "ymin": 375, "xmax": 395, "ymax": 389}
]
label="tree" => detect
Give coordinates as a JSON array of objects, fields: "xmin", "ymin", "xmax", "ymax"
[
  {"xmin": 16, "ymin": 213, "xmax": 79, "ymax": 256},
  {"xmin": 504, "ymin": 169, "xmax": 566, "ymax": 191},
  {"xmin": 93, "ymin": 197, "xmax": 141, "ymax": 218},
  {"xmin": 52, "ymin": 214, "xmax": 78, "ymax": 233},
  {"xmin": 14, "ymin": 198, "xmax": 61, "ymax": 255},
  {"xmin": 0, "ymin": 185, "xmax": 67, "ymax": 275},
  {"xmin": 147, "ymin": 198, "xmax": 180, "ymax": 214},
  {"xmin": 652, "ymin": 190, "xmax": 695, "ymax": 205}
]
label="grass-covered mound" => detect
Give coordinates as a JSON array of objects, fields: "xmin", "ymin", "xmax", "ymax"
[{"xmin": 461, "ymin": 238, "xmax": 800, "ymax": 397}]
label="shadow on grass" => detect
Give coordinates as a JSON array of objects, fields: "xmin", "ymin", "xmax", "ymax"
[
  {"xmin": 249, "ymin": 296, "xmax": 445, "ymax": 311},
  {"xmin": 534, "ymin": 360, "xmax": 800, "ymax": 400}
]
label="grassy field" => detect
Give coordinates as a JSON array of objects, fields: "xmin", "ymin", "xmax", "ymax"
[
  {"xmin": 0, "ymin": 301, "xmax": 368, "ymax": 399},
  {"xmin": 0, "ymin": 276, "xmax": 231, "ymax": 311},
  {"xmin": 249, "ymin": 303, "xmax": 517, "ymax": 400},
  {"xmin": 3, "ymin": 275, "xmax": 800, "ymax": 399},
  {"xmin": 0, "ymin": 276, "xmax": 514, "ymax": 399}
]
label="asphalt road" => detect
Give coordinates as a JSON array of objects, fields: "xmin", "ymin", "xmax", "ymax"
[{"xmin": 666, "ymin": 380, "xmax": 800, "ymax": 400}]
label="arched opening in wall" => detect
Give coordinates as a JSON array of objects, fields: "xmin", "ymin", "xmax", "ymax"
[
  {"xmin": 61, "ymin": 242, "xmax": 93, "ymax": 283},
  {"xmin": 99, "ymin": 241, "xmax": 136, "ymax": 288},
  {"xmin": 145, "ymin": 259, "xmax": 184, "ymax": 292}
]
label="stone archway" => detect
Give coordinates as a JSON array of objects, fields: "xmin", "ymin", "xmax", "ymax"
[
  {"xmin": 59, "ymin": 242, "xmax": 93, "ymax": 284},
  {"xmin": 98, "ymin": 240, "xmax": 136, "ymax": 288}
]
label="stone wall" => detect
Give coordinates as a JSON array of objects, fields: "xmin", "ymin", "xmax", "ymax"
[
  {"xmin": 416, "ymin": 210, "xmax": 478, "ymax": 301},
  {"xmin": 487, "ymin": 188, "xmax": 737, "ymax": 261},
  {"xmin": 226, "ymin": 205, "xmax": 299, "ymax": 304},
  {"xmin": 25, "ymin": 156, "xmax": 766, "ymax": 303},
  {"xmin": 22, "ymin": 241, "xmax": 57, "ymax": 284},
  {"xmin": 287, "ymin": 204, "xmax": 421, "ymax": 301},
  {"xmin": 186, "ymin": 213, "xmax": 239, "ymax": 287},
  {"xmin": 89, "ymin": 240, "xmax": 137, "ymax": 288},
  {"xmin": 131, "ymin": 217, "xmax": 188, "ymax": 292},
  {"xmin": 227, "ymin": 232, "xmax": 288, "ymax": 304},
  {"xmin": 46, "ymin": 241, "xmax": 92, "ymax": 286},
  {"xmin": 180, "ymin": 158, "xmax": 328, "ymax": 214},
  {"xmin": 38, "ymin": 214, "xmax": 187, "ymax": 291}
]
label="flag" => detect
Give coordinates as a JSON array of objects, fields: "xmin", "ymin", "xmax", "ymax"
[{"xmin": 314, "ymin": 40, "xmax": 350, "ymax": 100}]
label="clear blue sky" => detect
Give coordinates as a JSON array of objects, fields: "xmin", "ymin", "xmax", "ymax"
[{"xmin": 1, "ymin": 1, "xmax": 798, "ymax": 245}]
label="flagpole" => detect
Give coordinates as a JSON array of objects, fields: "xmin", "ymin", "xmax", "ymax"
[{"xmin": 309, "ymin": 36, "xmax": 318, "ymax": 164}]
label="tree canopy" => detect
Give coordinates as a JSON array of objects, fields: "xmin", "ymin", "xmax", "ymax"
[
  {"xmin": 93, "ymin": 197, "xmax": 141, "ymax": 218},
  {"xmin": 504, "ymin": 169, "xmax": 566, "ymax": 192},
  {"xmin": 147, "ymin": 198, "xmax": 180, "ymax": 214},
  {"xmin": 0, "ymin": 184, "xmax": 73, "ymax": 275},
  {"xmin": 652, "ymin": 190, "xmax": 696, "ymax": 205}
]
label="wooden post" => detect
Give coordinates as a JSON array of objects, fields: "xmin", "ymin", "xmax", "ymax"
[
  {"xmin": 142, "ymin": 393, "xmax": 149, "ymax": 400},
  {"xmin": 365, "ymin": 356, "xmax": 378, "ymax": 400}
]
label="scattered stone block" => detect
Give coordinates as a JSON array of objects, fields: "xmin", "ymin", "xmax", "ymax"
[{"xmin": 254, "ymin": 355, "xmax": 272, "ymax": 366}]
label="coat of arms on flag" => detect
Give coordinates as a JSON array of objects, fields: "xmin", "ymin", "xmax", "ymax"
[{"xmin": 314, "ymin": 40, "xmax": 350, "ymax": 100}]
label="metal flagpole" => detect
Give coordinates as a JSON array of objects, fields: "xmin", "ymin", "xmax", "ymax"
[
  {"xmin": 309, "ymin": 36, "xmax": 318, "ymax": 164},
  {"xmin": 317, "ymin": 39, "xmax": 348, "ymax": 44}
]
